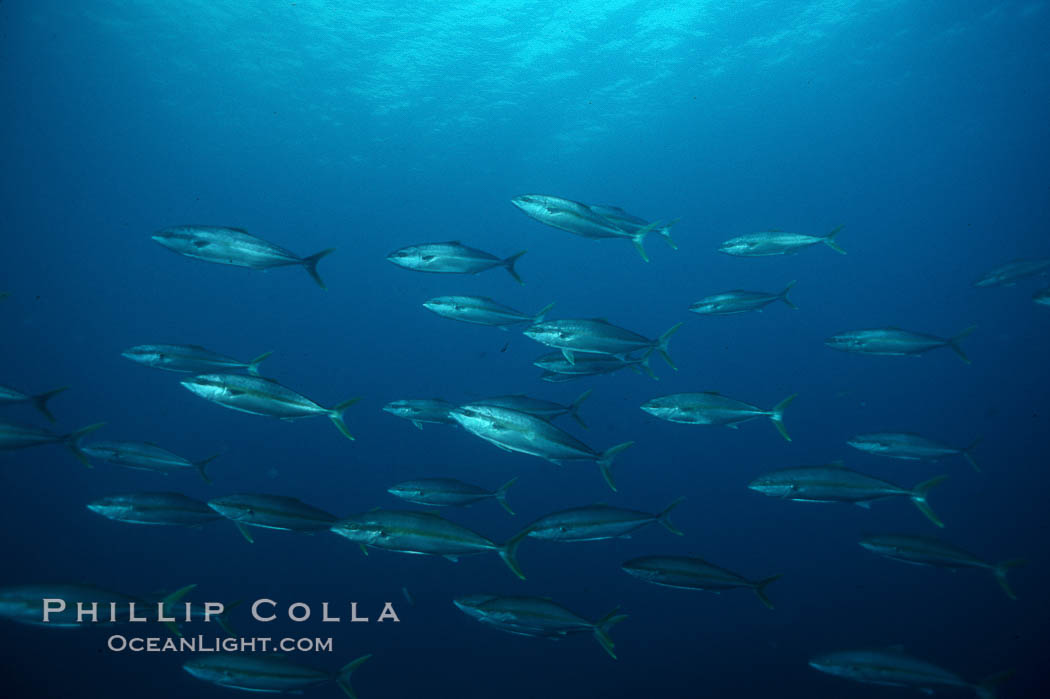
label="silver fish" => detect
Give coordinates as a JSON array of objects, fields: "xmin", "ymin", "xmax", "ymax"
[
  {"xmin": 453, "ymin": 594, "xmax": 627, "ymax": 659},
  {"xmin": 809, "ymin": 649, "xmax": 1011, "ymax": 698},
  {"xmin": 184, "ymin": 654, "xmax": 371, "ymax": 697},
  {"xmin": 689, "ymin": 281, "xmax": 797, "ymax": 315},
  {"xmin": 718, "ymin": 226, "xmax": 844, "ymax": 256},
  {"xmin": 330, "ymin": 509, "xmax": 529, "ymax": 579},
  {"xmin": 640, "ymin": 392, "xmax": 796, "ymax": 441},
  {"xmin": 825, "ymin": 326, "xmax": 975, "ymax": 364},
  {"xmin": 0, "ymin": 421, "xmax": 104, "ymax": 466},
  {"xmin": 386, "ymin": 241, "xmax": 526, "ymax": 284},
  {"xmin": 0, "ymin": 384, "xmax": 67, "ymax": 422},
  {"xmin": 86, "ymin": 493, "xmax": 221, "ymax": 527},
  {"xmin": 859, "ymin": 534, "xmax": 1025, "ymax": 600},
  {"xmin": 80, "ymin": 441, "xmax": 219, "ymax": 482},
  {"xmin": 534, "ymin": 350, "xmax": 657, "ymax": 380},
  {"xmin": 974, "ymin": 257, "xmax": 1050, "ymax": 287},
  {"xmin": 382, "ymin": 398, "xmax": 457, "ymax": 430},
  {"xmin": 847, "ymin": 432, "xmax": 980, "ymax": 471},
  {"xmin": 423, "ymin": 296, "xmax": 554, "ymax": 328},
  {"xmin": 473, "ymin": 390, "xmax": 592, "ymax": 428},
  {"xmin": 0, "ymin": 583, "xmax": 194, "ymax": 628},
  {"xmin": 151, "ymin": 225, "xmax": 335, "ymax": 289},
  {"xmin": 748, "ymin": 463, "xmax": 948, "ymax": 527},
  {"xmin": 122, "ymin": 344, "xmax": 272, "ymax": 375},
  {"xmin": 622, "ymin": 555, "xmax": 781, "ymax": 609},
  {"xmin": 449, "ymin": 404, "xmax": 633, "ymax": 491},
  {"xmin": 511, "ymin": 194, "xmax": 667, "ymax": 261},
  {"xmin": 524, "ymin": 318, "xmax": 682, "ymax": 370},
  {"xmin": 207, "ymin": 493, "xmax": 338, "ymax": 543},
  {"xmin": 180, "ymin": 374, "xmax": 359, "ymax": 440},
  {"xmin": 525, "ymin": 499, "xmax": 684, "ymax": 542},
  {"xmin": 589, "ymin": 204, "xmax": 679, "ymax": 252},
  {"xmin": 387, "ymin": 477, "xmax": 518, "ymax": 515}
]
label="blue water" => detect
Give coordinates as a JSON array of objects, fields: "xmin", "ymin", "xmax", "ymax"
[{"xmin": 1, "ymin": 1, "xmax": 1047, "ymax": 697}]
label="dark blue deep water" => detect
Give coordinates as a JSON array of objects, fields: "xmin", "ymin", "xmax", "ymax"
[{"xmin": 1, "ymin": 1, "xmax": 1048, "ymax": 698}]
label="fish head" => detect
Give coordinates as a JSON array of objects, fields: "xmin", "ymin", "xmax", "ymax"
[
  {"xmin": 180, "ymin": 375, "xmax": 229, "ymax": 400},
  {"xmin": 510, "ymin": 194, "xmax": 555, "ymax": 219},
  {"xmin": 386, "ymin": 246, "xmax": 426, "ymax": 268},
  {"xmin": 422, "ymin": 297, "xmax": 457, "ymax": 314},
  {"xmin": 386, "ymin": 484, "xmax": 422, "ymax": 498},
  {"xmin": 620, "ymin": 558, "xmax": 658, "ymax": 580},
  {"xmin": 807, "ymin": 652, "xmax": 860, "ymax": 679},
  {"xmin": 452, "ymin": 594, "xmax": 495, "ymax": 619},
  {"xmin": 522, "ymin": 322, "xmax": 564, "ymax": 344},
  {"xmin": 823, "ymin": 332, "xmax": 863, "ymax": 351},
  {"xmin": 330, "ymin": 516, "xmax": 383, "ymax": 544},
  {"xmin": 857, "ymin": 535, "xmax": 900, "ymax": 556},
  {"xmin": 688, "ymin": 301, "xmax": 717, "ymax": 314},
  {"xmin": 86, "ymin": 496, "xmax": 130, "ymax": 520},
  {"xmin": 639, "ymin": 398, "xmax": 678, "ymax": 420},
  {"xmin": 746, "ymin": 475, "xmax": 795, "ymax": 497},
  {"xmin": 152, "ymin": 227, "xmax": 206, "ymax": 254},
  {"xmin": 717, "ymin": 237, "xmax": 753, "ymax": 255},
  {"xmin": 0, "ymin": 589, "xmax": 37, "ymax": 620},
  {"xmin": 382, "ymin": 400, "xmax": 417, "ymax": 418},
  {"xmin": 206, "ymin": 497, "xmax": 251, "ymax": 521},
  {"xmin": 121, "ymin": 345, "xmax": 162, "ymax": 366}
]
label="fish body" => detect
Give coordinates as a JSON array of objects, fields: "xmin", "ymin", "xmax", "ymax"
[
  {"xmin": 689, "ymin": 281, "xmax": 797, "ymax": 315},
  {"xmin": 848, "ymin": 432, "xmax": 980, "ymax": 470},
  {"xmin": 208, "ymin": 494, "xmax": 337, "ymax": 537},
  {"xmin": 331, "ymin": 509, "xmax": 528, "ymax": 579},
  {"xmin": 825, "ymin": 326, "xmax": 975, "ymax": 364},
  {"xmin": 179, "ymin": 374, "xmax": 358, "ymax": 440},
  {"xmin": 524, "ymin": 319, "xmax": 682, "ymax": 370},
  {"xmin": 87, "ymin": 492, "xmax": 220, "ymax": 526},
  {"xmin": 859, "ymin": 534, "xmax": 1024, "ymax": 599},
  {"xmin": 589, "ymin": 205, "xmax": 679, "ymax": 251},
  {"xmin": 621, "ymin": 555, "xmax": 781, "ymax": 609},
  {"xmin": 640, "ymin": 392, "xmax": 795, "ymax": 441},
  {"xmin": 184, "ymin": 653, "xmax": 370, "ymax": 696},
  {"xmin": 151, "ymin": 225, "xmax": 334, "ymax": 288},
  {"xmin": 525, "ymin": 499, "xmax": 683, "ymax": 542},
  {"xmin": 809, "ymin": 649, "xmax": 1010, "ymax": 698},
  {"xmin": 473, "ymin": 390, "xmax": 592, "ymax": 427},
  {"xmin": 453, "ymin": 594, "xmax": 626, "ymax": 658},
  {"xmin": 748, "ymin": 464, "xmax": 948, "ymax": 527},
  {"xmin": 718, "ymin": 226, "xmax": 844, "ymax": 256},
  {"xmin": 121, "ymin": 344, "xmax": 272, "ymax": 375},
  {"xmin": 974, "ymin": 257, "xmax": 1050, "ymax": 287},
  {"xmin": 80, "ymin": 441, "xmax": 218, "ymax": 482},
  {"xmin": 387, "ymin": 477, "xmax": 517, "ymax": 515},
  {"xmin": 423, "ymin": 296, "xmax": 553, "ymax": 327},
  {"xmin": 386, "ymin": 241, "xmax": 525, "ymax": 284},
  {"xmin": 449, "ymin": 404, "xmax": 632, "ymax": 491},
  {"xmin": 0, "ymin": 421, "xmax": 104, "ymax": 465},
  {"xmin": 534, "ymin": 351, "xmax": 655, "ymax": 380},
  {"xmin": 382, "ymin": 399, "xmax": 456, "ymax": 429}
]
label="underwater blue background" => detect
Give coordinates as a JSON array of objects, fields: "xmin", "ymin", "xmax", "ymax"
[{"xmin": 1, "ymin": 0, "xmax": 1048, "ymax": 697}]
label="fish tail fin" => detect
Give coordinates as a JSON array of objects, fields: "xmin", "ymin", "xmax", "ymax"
[
  {"xmin": 247, "ymin": 351, "xmax": 274, "ymax": 376},
  {"xmin": 329, "ymin": 397, "xmax": 362, "ymax": 441},
  {"xmin": 194, "ymin": 453, "xmax": 221, "ymax": 483},
  {"xmin": 992, "ymin": 559, "xmax": 1026, "ymax": 600},
  {"xmin": 302, "ymin": 248, "xmax": 336, "ymax": 289},
  {"xmin": 659, "ymin": 218, "xmax": 680, "ymax": 250},
  {"xmin": 64, "ymin": 422, "xmax": 105, "ymax": 467},
  {"xmin": 335, "ymin": 654, "xmax": 372, "ymax": 699},
  {"xmin": 947, "ymin": 325, "xmax": 977, "ymax": 364},
  {"xmin": 769, "ymin": 394, "xmax": 797, "ymax": 442},
  {"xmin": 217, "ymin": 599, "xmax": 243, "ymax": 637},
  {"xmin": 533, "ymin": 302, "xmax": 555, "ymax": 324},
  {"xmin": 823, "ymin": 225, "xmax": 846, "ymax": 254},
  {"xmin": 597, "ymin": 441, "xmax": 634, "ymax": 492},
  {"xmin": 779, "ymin": 280, "xmax": 798, "ymax": 310},
  {"xmin": 569, "ymin": 388, "xmax": 593, "ymax": 428},
  {"xmin": 657, "ymin": 496, "xmax": 685, "ymax": 535},
  {"xmin": 910, "ymin": 475, "xmax": 949, "ymax": 527},
  {"xmin": 629, "ymin": 220, "xmax": 661, "ymax": 262},
  {"xmin": 502, "ymin": 250, "xmax": 527, "ymax": 285},
  {"xmin": 752, "ymin": 574, "xmax": 783, "ymax": 610},
  {"xmin": 495, "ymin": 477, "xmax": 518, "ymax": 515},
  {"xmin": 975, "ymin": 670, "xmax": 1014, "ymax": 699},
  {"xmin": 656, "ymin": 322, "xmax": 683, "ymax": 371},
  {"xmin": 962, "ymin": 436, "xmax": 982, "ymax": 472},
  {"xmin": 638, "ymin": 348, "xmax": 658, "ymax": 380},
  {"xmin": 498, "ymin": 528, "xmax": 530, "ymax": 580},
  {"xmin": 31, "ymin": 386, "xmax": 68, "ymax": 423},
  {"xmin": 593, "ymin": 608, "xmax": 628, "ymax": 660}
]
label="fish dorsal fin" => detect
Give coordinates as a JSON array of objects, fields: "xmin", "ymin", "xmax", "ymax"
[
  {"xmin": 227, "ymin": 227, "xmax": 249, "ymax": 233},
  {"xmin": 443, "ymin": 240, "xmax": 462, "ymax": 245},
  {"xmin": 701, "ymin": 391, "xmax": 723, "ymax": 396},
  {"xmin": 590, "ymin": 317, "xmax": 612, "ymax": 324}
]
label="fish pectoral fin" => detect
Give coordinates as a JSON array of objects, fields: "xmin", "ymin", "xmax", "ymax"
[
  {"xmin": 411, "ymin": 421, "xmax": 423, "ymax": 430},
  {"xmin": 726, "ymin": 424, "xmax": 739, "ymax": 429},
  {"xmin": 444, "ymin": 555, "xmax": 460, "ymax": 563},
  {"xmin": 545, "ymin": 458, "xmax": 564, "ymax": 467},
  {"xmin": 854, "ymin": 501, "xmax": 872, "ymax": 509}
]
